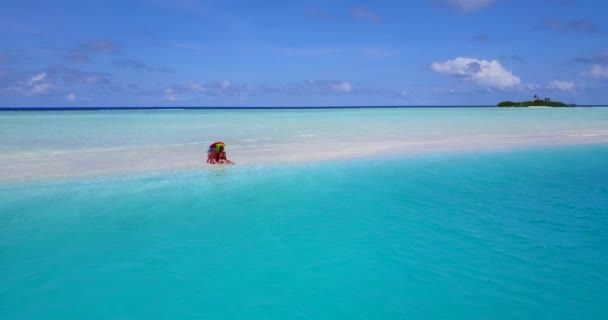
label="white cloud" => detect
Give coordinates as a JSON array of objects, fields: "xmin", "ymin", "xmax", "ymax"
[
  {"xmin": 65, "ymin": 92, "xmax": 77, "ymax": 102},
  {"xmin": 163, "ymin": 88, "xmax": 178, "ymax": 101},
  {"xmin": 29, "ymin": 72, "xmax": 46, "ymax": 85},
  {"xmin": 27, "ymin": 72, "xmax": 53, "ymax": 95},
  {"xmin": 0, "ymin": 71, "xmax": 54, "ymax": 96},
  {"xmin": 221, "ymin": 80, "xmax": 231, "ymax": 89},
  {"xmin": 588, "ymin": 64, "xmax": 608, "ymax": 80},
  {"xmin": 330, "ymin": 81, "xmax": 353, "ymax": 93},
  {"xmin": 443, "ymin": 0, "xmax": 498, "ymax": 12},
  {"xmin": 431, "ymin": 57, "xmax": 521, "ymax": 89},
  {"xmin": 189, "ymin": 82, "xmax": 208, "ymax": 92},
  {"xmin": 548, "ymin": 80, "xmax": 576, "ymax": 91}
]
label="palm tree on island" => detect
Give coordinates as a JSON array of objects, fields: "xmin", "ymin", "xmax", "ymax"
[{"xmin": 498, "ymin": 94, "xmax": 572, "ymax": 107}]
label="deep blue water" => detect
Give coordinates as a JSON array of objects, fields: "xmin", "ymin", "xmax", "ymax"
[
  {"xmin": 1, "ymin": 106, "xmax": 491, "ymax": 111},
  {"xmin": 1, "ymin": 145, "xmax": 607, "ymax": 319},
  {"xmin": 1, "ymin": 105, "xmax": 606, "ymax": 112}
]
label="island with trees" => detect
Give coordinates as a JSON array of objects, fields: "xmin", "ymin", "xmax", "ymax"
[{"xmin": 497, "ymin": 95, "xmax": 574, "ymax": 107}]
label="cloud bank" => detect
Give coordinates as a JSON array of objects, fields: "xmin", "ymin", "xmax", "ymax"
[
  {"xmin": 27, "ymin": 72, "xmax": 53, "ymax": 95},
  {"xmin": 158, "ymin": 79, "xmax": 357, "ymax": 102},
  {"xmin": 587, "ymin": 65, "xmax": 608, "ymax": 80},
  {"xmin": 431, "ymin": 57, "xmax": 521, "ymax": 89},
  {"xmin": 548, "ymin": 80, "xmax": 576, "ymax": 91}
]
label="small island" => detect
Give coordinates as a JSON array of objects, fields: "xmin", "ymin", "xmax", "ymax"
[{"xmin": 498, "ymin": 95, "xmax": 574, "ymax": 107}]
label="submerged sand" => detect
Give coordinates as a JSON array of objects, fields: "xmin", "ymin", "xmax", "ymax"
[{"xmin": 2, "ymin": 108, "xmax": 608, "ymax": 182}]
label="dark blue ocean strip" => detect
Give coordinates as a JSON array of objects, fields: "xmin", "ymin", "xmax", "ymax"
[{"xmin": 0, "ymin": 105, "xmax": 606, "ymax": 112}]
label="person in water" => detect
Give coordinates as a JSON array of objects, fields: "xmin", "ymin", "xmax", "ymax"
[
  {"xmin": 217, "ymin": 146, "xmax": 235, "ymax": 164},
  {"xmin": 206, "ymin": 144, "xmax": 234, "ymax": 164},
  {"xmin": 206, "ymin": 148, "xmax": 218, "ymax": 164}
]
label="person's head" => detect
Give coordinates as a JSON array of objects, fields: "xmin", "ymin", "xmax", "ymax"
[{"xmin": 219, "ymin": 146, "xmax": 224, "ymax": 152}]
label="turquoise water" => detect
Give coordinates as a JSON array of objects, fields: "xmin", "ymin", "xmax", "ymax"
[
  {"xmin": 2, "ymin": 108, "xmax": 608, "ymax": 153},
  {"xmin": 2, "ymin": 145, "xmax": 607, "ymax": 319}
]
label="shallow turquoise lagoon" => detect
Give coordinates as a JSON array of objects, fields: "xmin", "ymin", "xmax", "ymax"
[
  {"xmin": 1, "ymin": 145, "xmax": 607, "ymax": 319},
  {"xmin": 2, "ymin": 108, "xmax": 608, "ymax": 180}
]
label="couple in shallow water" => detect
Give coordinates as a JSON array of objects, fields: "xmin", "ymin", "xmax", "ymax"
[{"xmin": 206, "ymin": 141, "xmax": 235, "ymax": 165}]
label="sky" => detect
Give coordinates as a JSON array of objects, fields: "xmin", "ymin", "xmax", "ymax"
[{"xmin": 0, "ymin": 0, "xmax": 607, "ymax": 107}]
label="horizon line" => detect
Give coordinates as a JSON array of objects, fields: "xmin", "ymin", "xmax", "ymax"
[{"xmin": 1, "ymin": 105, "xmax": 607, "ymax": 112}]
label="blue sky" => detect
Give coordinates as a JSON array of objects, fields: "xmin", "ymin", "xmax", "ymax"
[{"xmin": 1, "ymin": 0, "xmax": 607, "ymax": 107}]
